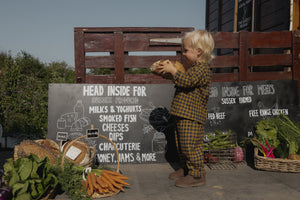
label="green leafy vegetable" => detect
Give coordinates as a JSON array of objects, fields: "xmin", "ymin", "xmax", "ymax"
[
  {"xmin": 3, "ymin": 154, "xmax": 58, "ymax": 200},
  {"xmin": 272, "ymin": 113, "xmax": 300, "ymax": 156},
  {"xmin": 51, "ymin": 157, "xmax": 92, "ymax": 200},
  {"xmin": 251, "ymin": 118, "xmax": 280, "ymax": 155}
]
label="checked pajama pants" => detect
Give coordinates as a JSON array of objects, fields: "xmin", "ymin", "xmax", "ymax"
[{"xmin": 174, "ymin": 117, "xmax": 205, "ymax": 178}]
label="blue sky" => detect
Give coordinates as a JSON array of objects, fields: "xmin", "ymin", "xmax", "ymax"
[{"xmin": 0, "ymin": 0, "xmax": 206, "ymax": 67}]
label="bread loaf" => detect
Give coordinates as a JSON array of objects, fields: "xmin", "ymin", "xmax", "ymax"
[
  {"xmin": 61, "ymin": 140, "xmax": 90, "ymax": 165},
  {"xmin": 150, "ymin": 60, "xmax": 185, "ymax": 79},
  {"xmin": 15, "ymin": 140, "xmax": 58, "ymax": 164}
]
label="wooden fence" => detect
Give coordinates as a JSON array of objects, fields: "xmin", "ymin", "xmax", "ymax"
[{"xmin": 74, "ymin": 27, "xmax": 300, "ymax": 95}]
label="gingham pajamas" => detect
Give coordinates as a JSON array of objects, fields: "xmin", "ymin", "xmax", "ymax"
[
  {"xmin": 175, "ymin": 118, "xmax": 205, "ymax": 177},
  {"xmin": 170, "ymin": 61, "xmax": 212, "ymax": 178}
]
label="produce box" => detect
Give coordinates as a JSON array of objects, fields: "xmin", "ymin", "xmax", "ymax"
[
  {"xmin": 254, "ymin": 148, "xmax": 300, "ymax": 173},
  {"xmin": 204, "ymin": 148, "xmax": 234, "ymax": 162}
]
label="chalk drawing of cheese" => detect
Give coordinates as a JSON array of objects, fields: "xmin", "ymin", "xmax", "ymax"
[
  {"xmin": 61, "ymin": 112, "xmax": 78, "ymax": 127},
  {"xmin": 70, "ymin": 117, "xmax": 91, "ymax": 131}
]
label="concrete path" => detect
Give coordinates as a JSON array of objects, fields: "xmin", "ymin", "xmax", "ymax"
[{"xmin": 55, "ymin": 162, "xmax": 300, "ymax": 200}]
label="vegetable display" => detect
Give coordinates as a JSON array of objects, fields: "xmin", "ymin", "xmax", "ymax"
[
  {"xmin": 272, "ymin": 114, "xmax": 300, "ymax": 159},
  {"xmin": 252, "ymin": 113, "xmax": 300, "ymax": 160},
  {"xmin": 204, "ymin": 130, "xmax": 235, "ymax": 150},
  {"xmin": 51, "ymin": 157, "xmax": 130, "ymax": 200},
  {"xmin": 84, "ymin": 169, "xmax": 130, "ymax": 196},
  {"xmin": 3, "ymin": 154, "xmax": 58, "ymax": 200}
]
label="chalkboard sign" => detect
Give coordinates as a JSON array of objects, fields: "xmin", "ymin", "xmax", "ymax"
[
  {"xmin": 48, "ymin": 84, "xmax": 176, "ymax": 164},
  {"xmin": 48, "ymin": 80, "xmax": 299, "ymax": 164},
  {"xmin": 205, "ymin": 80, "xmax": 299, "ymax": 142},
  {"xmin": 237, "ymin": 0, "xmax": 253, "ymax": 31}
]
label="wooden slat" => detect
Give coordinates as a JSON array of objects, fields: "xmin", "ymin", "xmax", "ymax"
[
  {"xmin": 247, "ymin": 31, "xmax": 292, "ymax": 48},
  {"xmin": 85, "ymin": 75, "xmax": 115, "ymax": 84},
  {"xmin": 123, "ymin": 34, "xmax": 150, "ymax": 51},
  {"xmin": 210, "ymin": 55, "xmax": 239, "ymax": 68},
  {"xmin": 124, "ymin": 55, "xmax": 182, "ymax": 69},
  {"xmin": 74, "ymin": 27, "xmax": 194, "ymax": 33},
  {"xmin": 124, "ymin": 33, "xmax": 183, "ymax": 51},
  {"xmin": 84, "ymin": 33, "xmax": 114, "ymax": 52},
  {"xmin": 124, "ymin": 74, "xmax": 173, "ymax": 84},
  {"xmin": 85, "ymin": 56, "xmax": 115, "ymax": 69},
  {"xmin": 247, "ymin": 71, "xmax": 292, "ymax": 81},
  {"xmin": 249, "ymin": 54, "xmax": 292, "ymax": 66},
  {"xmin": 211, "ymin": 32, "xmax": 239, "ymax": 48},
  {"xmin": 212, "ymin": 72, "xmax": 239, "ymax": 82}
]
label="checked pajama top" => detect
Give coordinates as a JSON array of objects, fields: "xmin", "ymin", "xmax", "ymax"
[{"xmin": 169, "ymin": 61, "xmax": 212, "ymax": 124}]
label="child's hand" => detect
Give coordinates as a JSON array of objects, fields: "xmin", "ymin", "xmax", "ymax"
[{"xmin": 156, "ymin": 60, "xmax": 178, "ymax": 76}]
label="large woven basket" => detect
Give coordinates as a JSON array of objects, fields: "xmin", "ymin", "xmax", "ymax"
[
  {"xmin": 61, "ymin": 134, "xmax": 120, "ymax": 198},
  {"xmin": 254, "ymin": 148, "xmax": 300, "ymax": 173}
]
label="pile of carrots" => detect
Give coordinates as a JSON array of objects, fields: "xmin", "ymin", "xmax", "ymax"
[{"xmin": 83, "ymin": 169, "xmax": 130, "ymax": 196}]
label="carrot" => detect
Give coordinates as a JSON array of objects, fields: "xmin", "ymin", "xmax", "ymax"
[
  {"xmin": 86, "ymin": 173, "xmax": 94, "ymax": 195},
  {"xmin": 102, "ymin": 171, "xmax": 127, "ymax": 191},
  {"xmin": 110, "ymin": 175, "xmax": 130, "ymax": 186},
  {"xmin": 101, "ymin": 169, "xmax": 130, "ymax": 180},
  {"xmin": 112, "ymin": 183, "xmax": 125, "ymax": 191},
  {"xmin": 90, "ymin": 173, "xmax": 98, "ymax": 191},
  {"xmin": 101, "ymin": 174, "xmax": 116, "ymax": 192},
  {"xmin": 100, "ymin": 176, "xmax": 109, "ymax": 188},
  {"xmin": 102, "ymin": 188, "xmax": 110, "ymax": 193},
  {"xmin": 101, "ymin": 169, "xmax": 122, "ymax": 176},
  {"xmin": 94, "ymin": 173, "xmax": 104, "ymax": 189}
]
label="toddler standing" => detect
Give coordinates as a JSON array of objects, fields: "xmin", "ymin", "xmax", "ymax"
[{"xmin": 157, "ymin": 30, "xmax": 214, "ymax": 187}]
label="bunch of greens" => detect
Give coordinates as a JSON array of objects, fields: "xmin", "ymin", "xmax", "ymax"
[
  {"xmin": 51, "ymin": 157, "xmax": 91, "ymax": 200},
  {"xmin": 204, "ymin": 130, "xmax": 235, "ymax": 150},
  {"xmin": 3, "ymin": 154, "xmax": 58, "ymax": 200},
  {"xmin": 272, "ymin": 113, "xmax": 300, "ymax": 159},
  {"xmin": 251, "ymin": 118, "xmax": 280, "ymax": 156}
]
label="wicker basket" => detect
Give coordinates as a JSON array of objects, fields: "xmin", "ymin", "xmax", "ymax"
[
  {"xmin": 61, "ymin": 134, "xmax": 121, "ymax": 198},
  {"xmin": 254, "ymin": 148, "xmax": 300, "ymax": 173}
]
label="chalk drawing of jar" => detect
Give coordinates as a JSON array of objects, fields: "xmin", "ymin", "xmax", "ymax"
[
  {"xmin": 152, "ymin": 132, "xmax": 166, "ymax": 153},
  {"xmin": 139, "ymin": 102, "xmax": 156, "ymax": 123},
  {"xmin": 74, "ymin": 100, "xmax": 84, "ymax": 119}
]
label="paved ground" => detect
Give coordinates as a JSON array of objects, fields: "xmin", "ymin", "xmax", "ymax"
[
  {"xmin": 55, "ymin": 162, "xmax": 300, "ymax": 200},
  {"xmin": 2, "ymin": 150, "xmax": 300, "ymax": 200}
]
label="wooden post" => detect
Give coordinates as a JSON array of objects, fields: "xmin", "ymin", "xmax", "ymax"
[
  {"xmin": 114, "ymin": 32, "xmax": 124, "ymax": 84},
  {"xmin": 239, "ymin": 31, "xmax": 248, "ymax": 81},
  {"xmin": 292, "ymin": 30, "xmax": 300, "ymax": 101},
  {"xmin": 292, "ymin": 0, "xmax": 300, "ymax": 30},
  {"xmin": 234, "ymin": 0, "xmax": 238, "ymax": 32},
  {"xmin": 74, "ymin": 30, "xmax": 85, "ymax": 83}
]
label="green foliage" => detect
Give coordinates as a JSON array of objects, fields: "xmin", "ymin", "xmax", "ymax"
[
  {"xmin": 4, "ymin": 154, "xmax": 58, "ymax": 200},
  {"xmin": 129, "ymin": 68, "xmax": 151, "ymax": 74},
  {"xmin": 272, "ymin": 114, "xmax": 300, "ymax": 156},
  {"xmin": 252, "ymin": 118, "xmax": 280, "ymax": 150},
  {"xmin": 51, "ymin": 157, "xmax": 91, "ymax": 200},
  {"xmin": 0, "ymin": 51, "xmax": 75, "ymax": 140}
]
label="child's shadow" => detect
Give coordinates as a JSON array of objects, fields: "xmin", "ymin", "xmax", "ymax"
[{"xmin": 149, "ymin": 107, "xmax": 180, "ymax": 170}]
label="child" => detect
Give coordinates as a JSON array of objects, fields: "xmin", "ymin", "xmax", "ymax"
[{"xmin": 156, "ymin": 30, "xmax": 214, "ymax": 187}]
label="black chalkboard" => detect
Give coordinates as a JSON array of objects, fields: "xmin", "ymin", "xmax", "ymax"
[
  {"xmin": 205, "ymin": 80, "xmax": 299, "ymax": 142},
  {"xmin": 237, "ymin": 0, "xmax": 253, "ymax": 31},
  {"xmin": 48, "ymin": 80, "xmax": 299, "ymax": 164},
  {"xmin": 48, "ymin": 84, "xmax": 176, "ymax": 164}
]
